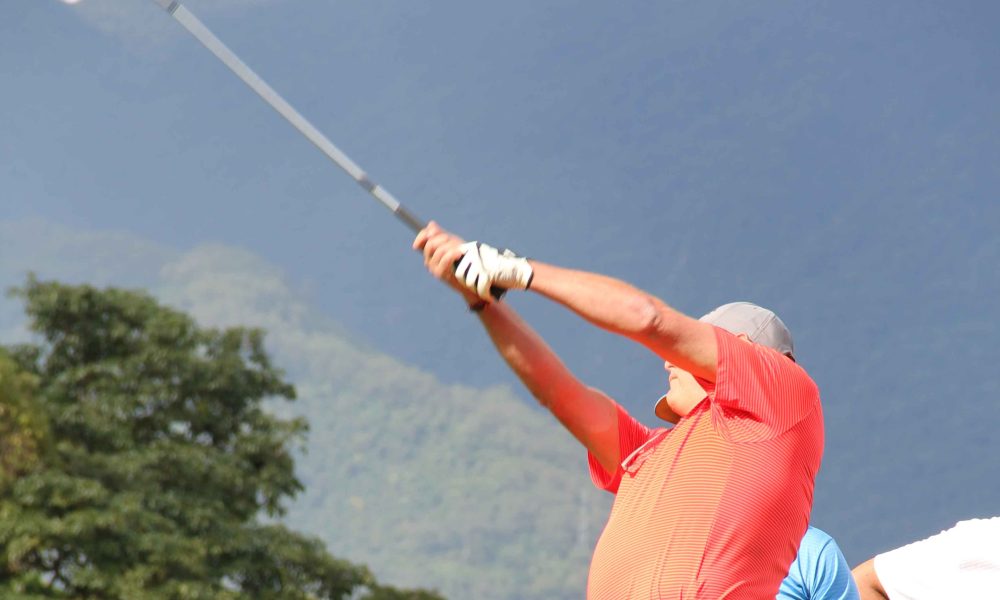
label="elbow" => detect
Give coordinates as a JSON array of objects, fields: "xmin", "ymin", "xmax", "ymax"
[
  {"xmin": 622, "ymin": 294, "xmax": 660, "ymax": 336},
  {"xmin": 527, "ymin": 372, "xmax": 582, "ymax": 410},
  {"xmin": 630, "ymin": 295, "xmax": 680, "ymax": 345}
]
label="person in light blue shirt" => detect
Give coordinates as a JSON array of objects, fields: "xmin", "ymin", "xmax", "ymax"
[{"xmin": 779, "ymin": 526, "xmax": 861, "ymax": 600}]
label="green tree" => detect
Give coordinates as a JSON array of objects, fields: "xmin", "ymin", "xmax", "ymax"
[
  {"xmin": 0, "ymin": 278, "xmax": 441, "ymax": 600},
  {"xmin": 0, "ymin": 349, "xmax": 47, "ymax": 485}
]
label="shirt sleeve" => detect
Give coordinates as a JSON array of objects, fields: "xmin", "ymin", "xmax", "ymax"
[
  {"xmin": 710, "ymin": 326, "xmax": 820, "ymax": 441},
  {"xmin": 779, "ymin": 528, "xmax": 860, "ymax": 600},
  {"xmin": 810, "ymin": 535, "xmax": 861, "ymax": 600},
  {"xmin": 587, "ymin": 402, "xmax": 653, "ymax": 494}
]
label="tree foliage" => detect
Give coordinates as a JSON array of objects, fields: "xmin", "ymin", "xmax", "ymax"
[
  {"xmin": 0, "ymin": 349, "xmax": 46, "ymax": 486},
  {"xmin": 0, "ymin": 278, "xmax": 441, "ymax": 599}
]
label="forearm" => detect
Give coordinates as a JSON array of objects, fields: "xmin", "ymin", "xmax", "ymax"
[
  {"xmin": 852, "ymin": 559, "xmax": 889, "ymax": 600},
  {"xmin": 476, "ymin": 302, "xmax": 620, "ymax": 472},
  {"xmin": 528, "ymin": 262, "xmax": 662, "ymax": 337},
  {"xmin": 527, "ymin": 261, "xmax": 717, "ymax": 380},
  {"xmin": 477, "ymin": 302, "xmax": 579, "ymax": 403}
]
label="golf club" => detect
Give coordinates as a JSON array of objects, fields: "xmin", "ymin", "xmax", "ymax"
[
  {"xmin": 151, "ymin": 0, "xmax": 505, "ymax": 298},
  {"xmin": 152, "ymin": 0, "xmax": 424, "ymax": 232}
]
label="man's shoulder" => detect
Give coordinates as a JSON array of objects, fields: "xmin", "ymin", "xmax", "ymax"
[
  {"xmin": 792, "ymin": 526, "xmax": 846, "ymax": 584},
  {"xmin": 798, "ymin": 526, "xmax": 837, "ymax": 558}
]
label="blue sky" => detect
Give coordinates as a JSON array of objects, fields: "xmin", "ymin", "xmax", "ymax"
[{"xmin": 3, "ymin": 0, "xmax": 999, "ymax": 585}]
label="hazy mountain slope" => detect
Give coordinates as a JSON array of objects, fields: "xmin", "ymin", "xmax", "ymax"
[{"xmin": 1, "ymin": 219, "xmax": 609, "ymax": 599}]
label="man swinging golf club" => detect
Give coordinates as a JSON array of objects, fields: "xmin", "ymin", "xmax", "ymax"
[{"xmin": 415, "ymin": 222, "xmax": 825, "ymax": 598}]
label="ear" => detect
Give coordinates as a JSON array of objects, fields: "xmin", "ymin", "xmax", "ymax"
[{"xmin": 735, "ymin": 333, "xmax": 752, "ymax": 343}]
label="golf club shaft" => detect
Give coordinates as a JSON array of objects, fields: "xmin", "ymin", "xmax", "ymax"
[{"xmin": 152, "ymin": 0, "xmax": 425, "ymax": 233}]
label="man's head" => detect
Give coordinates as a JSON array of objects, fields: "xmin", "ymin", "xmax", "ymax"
[
  {"xmin": 698, "ymin": 301, "xmax": 794, "ymax": 359},
  {"xmin": 654, "ymin": 302, "xmax": 795, "ymax": 423}
]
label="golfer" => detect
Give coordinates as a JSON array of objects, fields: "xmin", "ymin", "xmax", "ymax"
[
  {"xmin": 415, "ymin": 223, "xmax": 825, "ymax": 598},
  {"xmin": 650, "ymin": 386, "xmax": 854, "ymax": 600}
]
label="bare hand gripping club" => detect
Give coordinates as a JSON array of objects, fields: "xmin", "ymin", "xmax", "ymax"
[{"xmin": 152, "ymin": 0, "xmax": 425, "ymax": 233}]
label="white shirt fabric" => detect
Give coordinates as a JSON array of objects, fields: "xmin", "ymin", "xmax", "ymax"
[{"xmin": 874, "ymin": 517, "xmax": 1000, "ymax": 600}]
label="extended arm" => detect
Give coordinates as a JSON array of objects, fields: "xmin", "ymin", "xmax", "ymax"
[
  {"xmin": 414, "ymin": 223, "xmax": 622, "ymax": 472},
  {"xmin": 415, "ymin": 222, "xmax": 718, "ymax": 382},
  {"xmin": 527, "ymin": 262, "xmax": 718, "ymax": 381},
  {"xmin": 476, "ymin": 302, "xmax": 621, "ymax": 472}
]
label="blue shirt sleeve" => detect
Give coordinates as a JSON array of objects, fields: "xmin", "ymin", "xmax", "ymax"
[{"xmin": 777, "ymin": 527, "xmax": 861, "ymax": 600}]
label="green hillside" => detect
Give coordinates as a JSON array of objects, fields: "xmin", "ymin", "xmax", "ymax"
[
  {"xmin": 0, "ymin": 279, "xmax": 442, "ymax": 599},
  {"xmin": 0, "ymin": 228, "xmax": 612, "ymax": 599},
  {"xmin": 156, "ymin": 245, "xmax": 612, "ymax": 599}
]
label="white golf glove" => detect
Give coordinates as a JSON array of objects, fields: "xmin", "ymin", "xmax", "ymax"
[{"xmin": 455, "ymin": 241, "xmax": 534, "ymax": 301}]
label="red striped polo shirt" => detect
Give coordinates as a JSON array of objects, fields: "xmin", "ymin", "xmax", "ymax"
[{"xmin": 586, "ymin": 327, "xmax": 824, "ymax": 599}]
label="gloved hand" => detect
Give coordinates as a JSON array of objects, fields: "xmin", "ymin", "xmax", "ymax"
[{"xmin": 454, "ymin": 241, "xmax": 534, "ymax": 301}]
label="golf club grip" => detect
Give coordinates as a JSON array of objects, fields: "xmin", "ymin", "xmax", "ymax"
[
  {"xmin": 452, "ymin": 259, "xmax": 506, "ymax": 300},
  {"xmin": 402, "ymin": 206, "xmax": 505, "ymax": 300},
  {"xmin": 393, "ymin": 204, "xmax": 426, "ymax": 234}
]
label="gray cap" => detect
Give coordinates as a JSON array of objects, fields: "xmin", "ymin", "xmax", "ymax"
[{"xmin": 699, "ymin": 301, "xmax": 795, "ymax": 358}]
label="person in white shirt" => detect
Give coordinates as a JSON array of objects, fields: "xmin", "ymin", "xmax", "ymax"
[{"xmin": 852, "ymin": 516, "xmax": 1000, "ymax": 600}]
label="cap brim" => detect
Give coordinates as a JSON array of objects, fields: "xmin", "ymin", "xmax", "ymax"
[{"xmin": 653, "ymin": 394, "xmax": 681, "ymax": 424}]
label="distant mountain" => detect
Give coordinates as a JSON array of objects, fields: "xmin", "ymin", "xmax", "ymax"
[{"xmin": 1, "ymin": 218, "xmax": 609, "ymax": 599}]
